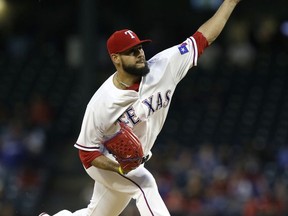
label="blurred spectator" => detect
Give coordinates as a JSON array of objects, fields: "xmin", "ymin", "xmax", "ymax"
[
  {"xmin": 243, "ymin": 192, "xmax": 285, "ymax": 216},
  {"xmin": 0, "ymin": 120, "xmax": 27, "ymax": 169},
  {"xmin": 225, "ymin": 20, "xmax": 256, "ymax": 68},
  {"xmin": 277, "ymin": 145, "xmax": 288, "ymax": 170},
  {"xmin": 27, "ymin": 94, "xmax": 54, "ymax": 129}
]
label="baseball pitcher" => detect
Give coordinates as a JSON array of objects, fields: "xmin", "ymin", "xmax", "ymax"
[{"xmin": 40, "ymin": 0, "xmax": 242, "ymax": 215}]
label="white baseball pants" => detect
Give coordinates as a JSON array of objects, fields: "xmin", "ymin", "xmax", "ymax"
[{"xmin": 51, "ymin": 165, "xmax": 170, "ymax": 216}]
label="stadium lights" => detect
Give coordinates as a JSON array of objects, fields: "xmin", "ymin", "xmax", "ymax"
[{"xmin": 0, "ymin": 0, "xmax": 9, "ymax": 19}]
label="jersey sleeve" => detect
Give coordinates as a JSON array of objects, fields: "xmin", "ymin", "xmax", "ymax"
[
  {"xmin": 149, "ymin": 35, "xmax": 197, "ymax": 84},
  {"xmin": 79, "ymin": 149, "xmax": 103, "ymax": 169},
  {"xmin": 74, "ymin": 106, "xmax": 104, "ymax": 152},
  {"xmin": 153, "ymin": 31, "xmax": 208, "ymax": 84},
  {"xmin": 192, "ymin": 31, "xmax": 209, "ymax": 57}
]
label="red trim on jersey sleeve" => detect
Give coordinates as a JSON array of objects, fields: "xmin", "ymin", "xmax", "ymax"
[
  {"xmin": 192, "ymin": 31, "xmax": 209, "ymax": 57},
  {"xmin": 79, "ymin": 149, "xmax": 103, "ymax": 169}
]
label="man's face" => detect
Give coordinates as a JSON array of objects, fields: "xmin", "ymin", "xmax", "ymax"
[{"xmin": 119, "ymin": 45, "xmax": 150, "ymax": 76}]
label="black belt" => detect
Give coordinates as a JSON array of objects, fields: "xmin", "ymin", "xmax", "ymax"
[{"xmin": 141, "ymin": 155, "xmax": 149, "ymax": 164}]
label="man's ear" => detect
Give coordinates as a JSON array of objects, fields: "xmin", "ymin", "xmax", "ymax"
[{"xmin": 111, "ymin": 53, "xmax": 120, "ymax": 64}]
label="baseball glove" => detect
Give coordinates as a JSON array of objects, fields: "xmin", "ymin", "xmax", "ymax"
[{"xmin": 103, "ymin": 123, "xmax": 144, "ymax": 172}]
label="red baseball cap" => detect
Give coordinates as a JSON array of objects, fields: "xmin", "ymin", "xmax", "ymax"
[{"xmin": 107, "ymin": 29, "xmax": 151, "ymax": 55}]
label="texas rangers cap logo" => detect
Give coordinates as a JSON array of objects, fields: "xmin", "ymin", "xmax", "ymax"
[{"xmin": 107, "ymin": 29, "xmax": 152, "ymax": 55}]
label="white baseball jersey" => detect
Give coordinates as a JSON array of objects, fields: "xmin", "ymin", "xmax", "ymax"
[{"xmin": 75, "ymin": 36, "xmax": 198, "ymax": 160}]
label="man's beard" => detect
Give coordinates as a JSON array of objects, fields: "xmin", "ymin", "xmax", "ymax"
[{"xmin": 123, "ymin": 61, "xmax": 150, "ymax": 76}]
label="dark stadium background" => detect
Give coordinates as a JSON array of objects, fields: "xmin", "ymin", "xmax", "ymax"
[{"xmin": 0, "ymin": 0, "xmax": 288, "ymax": 215}]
